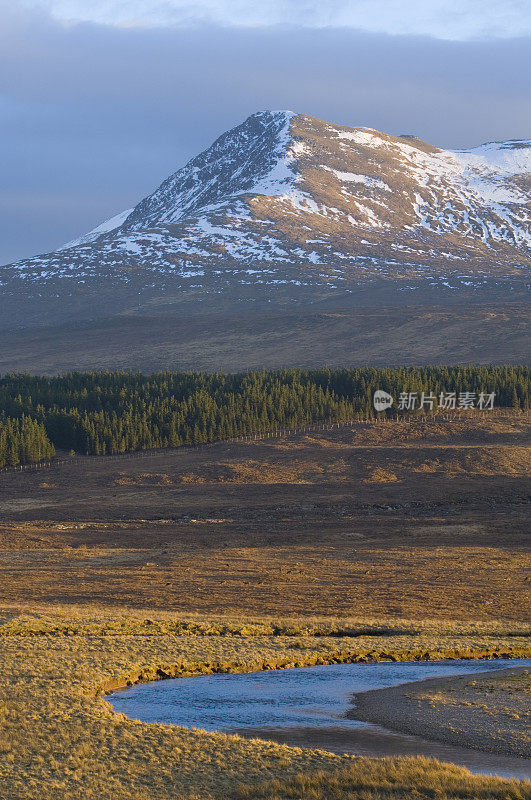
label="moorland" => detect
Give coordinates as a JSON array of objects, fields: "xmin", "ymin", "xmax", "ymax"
[
  {"xmin": 0, "ymin": 408, "xmax": 529, "ymax": 798},
  {"xmin": 0, "ymin": 302, "xmax": 528, "ymax": 375}
]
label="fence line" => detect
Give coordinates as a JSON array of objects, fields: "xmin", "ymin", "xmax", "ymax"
[{"xmin": 0, "ymin": 409, "xmax": 527, "ymax": 474}]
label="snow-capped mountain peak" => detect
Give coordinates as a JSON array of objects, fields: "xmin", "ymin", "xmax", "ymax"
[
  {"xmin": 123, "ymin": 110, "xmax": 299, "ymax": 230},
  {"xmin": 1, "ymin": 111, "xmax": 529, "ymax": 327}
]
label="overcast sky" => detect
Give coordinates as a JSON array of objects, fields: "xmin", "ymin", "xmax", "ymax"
[{"xmin": 2, "ymin": 0, "xmax": 530, "ymax": 264}]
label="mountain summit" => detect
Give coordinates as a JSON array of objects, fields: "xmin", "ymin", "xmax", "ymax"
[{"xmin": 1, "ymin": 111, "xmax": 530, "ymax": 326}]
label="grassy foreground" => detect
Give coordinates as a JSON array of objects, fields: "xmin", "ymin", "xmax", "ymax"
[
  {"xmin": 0, "ymin": 609, "xmax": 529, "ymax": 800},
  {"xmin": 237, "ymin": 758, "xmax": 531, "ymax": 799}
]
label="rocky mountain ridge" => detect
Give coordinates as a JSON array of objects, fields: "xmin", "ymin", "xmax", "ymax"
[{"xmin": 1, "ymin": 110, "xmax": 529, "ymax": 327}]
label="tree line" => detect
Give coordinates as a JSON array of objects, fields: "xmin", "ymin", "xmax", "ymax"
[
  {"xmin": 0, "ymin": 365, "xmax": 528, "ymax": 465},
  {"xmin": 0, "ymin": 416, "xmax": 56, "ymax": 467}
]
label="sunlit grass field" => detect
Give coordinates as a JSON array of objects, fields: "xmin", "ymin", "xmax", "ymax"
[
  {"xmin": 0, "ymin": 608, "xmax": 529, "ymax": 799},
  {"xmin": 237, "ymin": 758, "xmax": 531, "ymax": 800}
]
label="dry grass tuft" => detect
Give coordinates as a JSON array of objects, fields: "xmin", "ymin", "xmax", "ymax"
[
  {"xmin": 236, "ymin": 757, "xmax": 531, "ymax": 799},
  {"xmin": 364, "ymin": 467, "xmax": 399, "ymax": 483}
]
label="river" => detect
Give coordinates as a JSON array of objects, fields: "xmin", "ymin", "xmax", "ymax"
[{"xmin": 108, "ymin": 658, "xmax": 530, "ymax": 780}]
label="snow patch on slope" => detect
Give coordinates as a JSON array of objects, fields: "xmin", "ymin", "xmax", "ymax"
[
  {"xmin": 248, "ymin": 111, "xmax": 297, "ymax": 195},
  {"xmin": 323, "ymin": 166, "xmax": 391, "ymax": 191},
  {"xmin": 454, "ymin": 140, "xmax": 531, "ymax": 176},
  {"xmin": 59, "ymin": 208, "xmax": 133, "ymax": 250}
]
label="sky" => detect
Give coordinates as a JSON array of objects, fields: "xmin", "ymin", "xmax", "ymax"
[{"xmin": 1, "ymin": 0, "xmax": 530, "ymax": 264}]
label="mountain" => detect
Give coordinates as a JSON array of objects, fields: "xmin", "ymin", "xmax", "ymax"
[{"xmin": 1, "ymin": 111, "xmax": 529, "ymax": 329}]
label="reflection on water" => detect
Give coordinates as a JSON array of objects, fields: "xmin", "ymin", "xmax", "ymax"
[{"xmin": 109, "ymin": 658, "xmax": 530, "ymax": 780}]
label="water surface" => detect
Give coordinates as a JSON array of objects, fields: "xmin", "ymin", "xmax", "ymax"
[{"xmin": 109, "ymin": 659, "xmax": 530, "ymax": 780}]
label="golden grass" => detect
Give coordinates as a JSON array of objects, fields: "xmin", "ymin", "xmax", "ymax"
[
  {"xmin": 1, "ymin": 608, "xmax": 530, "ymax": 641},
  {"xmin": 1, "ymin": 534, "xmax": 527, "ymax": 620},
  {"xmin": 0, "ymin": 609, "xmax": 529, "ymax": 799},
  {"xmin": 107, "ymin": 444, "xmax": 530, "ymax": 486},
  {"xmin": 236, "ymin": 757, "xmax": 531, "ymax": 799},
  {"xmin": 364, "ymin": 467, "xmax": 399, "ymax": 483},
  {"xmin": 1, "ymin": 411, "xmax": 528, "ymax": 620}
]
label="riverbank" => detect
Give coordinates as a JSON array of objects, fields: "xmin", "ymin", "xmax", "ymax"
[
  {"xmin": 0, "ymin": 609, "xmax": 530, "ymax": 799},
  {"xmin": 110, "ymin": 657, "xmax": 531, "ymax": 780},
  {"xmin": 349, "ymin": 666, "xmax": 530, "ymax": 759}
]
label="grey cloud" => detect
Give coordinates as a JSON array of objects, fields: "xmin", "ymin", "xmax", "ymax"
[{"xmin": 1, "ymin": 4, "xmax": 530, "ymax": 263}]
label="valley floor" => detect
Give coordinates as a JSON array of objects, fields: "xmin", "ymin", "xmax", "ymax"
[
  {"xmin": 0, "ymin": 411, "xmax": 529, "ymax": 798},
  {"xmin": 0, "ymin": 412, "xmax": 528, "ymax": 619}
]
